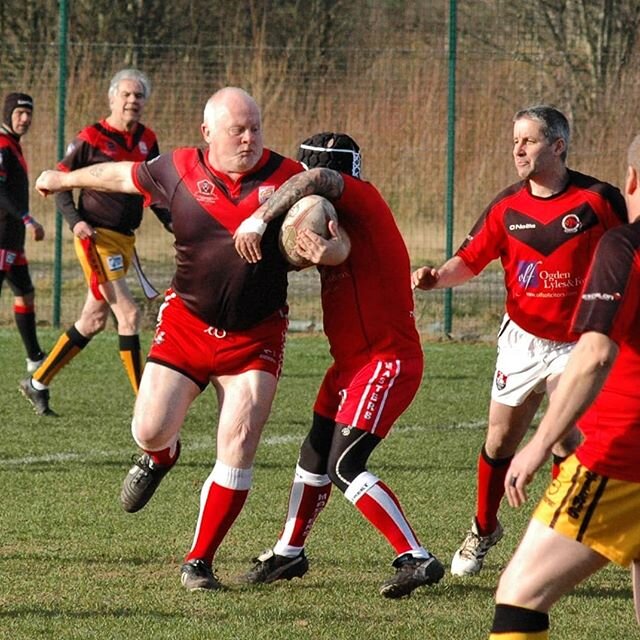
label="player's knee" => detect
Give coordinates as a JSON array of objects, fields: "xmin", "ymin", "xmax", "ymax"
[
  {"xmin": 298, "ymin": 434, "xmax": 328, "ymax": 475},
  {"xmin": 128, "ymin": 304, "xmax": 141, "ymax": 331},
  {"xmin": 495, "ymin": 569, "xmax": 532, "ymax": 609},
  {"xmin": 327, "ymin": 449, "xmax": 366, "ymax": 493},
  {"xmin": 485, "ymin": 427, "xmax": 521, "ymax": 458},
  {"xmin": 15, "ymin": 291, "xmax": 35, "ymax": 306},
  {"xmin": 116, "ymin": 305, "xmax": 141, "ymax": 334},
  {"xmin": 327, "ymin": 427, "xmax": 380, "ymax": 492},
  {"xmin": 130, "ymin": 416, "xmax": 167, "ymax": 450},
  {"xmin": 298, "ymin": 413, "xmax": 334, "ymax": 474},
  {"xmin": 131, "ymin": 416, "xmax": 152, "ymax": 448},
  {"xmin": 326, "ymin": 462, "xmax": 352, "ymax": 493},
  {"xmin": 78, "ymin": 308, "xmax": 108, "ymax": 336}
]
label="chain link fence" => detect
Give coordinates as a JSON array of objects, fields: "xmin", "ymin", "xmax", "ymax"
[{"xmin": 1, "ymin": 1, "xmax": 637, "ymax": 339}]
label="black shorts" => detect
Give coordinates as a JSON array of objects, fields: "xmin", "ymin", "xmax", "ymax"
[{"xmin": 0, "ymin": 263, "xmax": 35, "ymax": 296}]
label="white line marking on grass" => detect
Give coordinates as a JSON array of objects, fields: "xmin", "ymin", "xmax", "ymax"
[
  {"xmin": 0, "ymin": 423, "xmax": 487, "ymax": 468},
  {"xmin": 3, "ymin": 452, "xmax": 84, "ymax": 465},
  {"xmin": 0, "ymin": 433, "xmax": 303, "ymax": 468},
  {"xmin": 396, "ymin": 420, "xmax": 486, "ymax": 432}
]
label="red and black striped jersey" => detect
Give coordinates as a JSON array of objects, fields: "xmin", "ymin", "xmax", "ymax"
[
  {"xmin": 0, "ymin": 127, "xmax": 29, "ymax": 250},
  {"xmin": 55, "ymin": 119, "xmax": 168, "ymax": 234},
  {"xmin": 132, "ymin": 147, "xmax": 303, "ymax": 330},
  {"xmin": 319, "ymin": 174, "xmax": 422, "ymax": 365},
  {"xmin": 456, "ymin": 170, "xmax": 627, "ymax": 342},
  {"xmin": 571, "ymin": 221, "xmax": 640, "ymax": 481}
]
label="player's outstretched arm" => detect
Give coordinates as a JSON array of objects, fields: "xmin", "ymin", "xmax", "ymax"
[
  {"xmin": 412, "ymin": 266, "xmax": 439, "ymax": 290},
  {"xmin": 412, "ymin": 256, "xmax": 475, "ymax": 290},
  {"xmin": 36, "ymin": 162, "xmax": 138, "ymax": 197}
]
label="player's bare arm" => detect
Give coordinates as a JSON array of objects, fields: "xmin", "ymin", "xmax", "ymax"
[
  {"xmin": 413, "ymin": 256, "xmax": 475, "ymax": 291},
  {"xmin": 258, "ymin": 168, "xmax": 344, "ymax": 223},
  {"xmin": 412, "ymin": 266, "xmax": 439, "ymax": 290},
  {"xmin": 505, "ymin": 331, "xmax": 617, "ymax": 507},
  {"xmin": 234, "ymin": 169, "xmax": 344, "ymax": 263},
  {"xmin": 36, "ymin": 161, "xmax": 138, "ymax": 197}
]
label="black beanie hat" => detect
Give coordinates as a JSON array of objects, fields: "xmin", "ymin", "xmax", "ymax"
[
  {"xmin": 3, "ymin": 92, "xmax": 34, "ymax": 127},
  {"xmin": 297, "ymin": 132, "xmax": 362, "ymax": 178}
]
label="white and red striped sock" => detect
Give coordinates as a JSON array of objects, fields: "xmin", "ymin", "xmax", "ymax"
[
  {"xmin": 273, "ymin": 464, "xmax": 332, "ymax": 557},
  {"xmin": 185, "ymin": 461, "xmax": 252, "ymax": 564},
  {"xmin": 345, "ymin": 471, "xmax": 427, "ymax": 557}
]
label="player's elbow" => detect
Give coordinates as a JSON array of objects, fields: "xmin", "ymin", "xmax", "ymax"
[{"xmin": 581, "ymin": 332, "xmax": 618, "ymax": 373}]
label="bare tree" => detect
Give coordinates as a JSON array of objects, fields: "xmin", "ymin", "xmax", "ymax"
[
  {"xmin": 532, "ymin": 1, "xmax": 639, "ymax": 117},
  {"xmin": 461, "ymin": 0, "xmax": 640, "ymax": 124}
]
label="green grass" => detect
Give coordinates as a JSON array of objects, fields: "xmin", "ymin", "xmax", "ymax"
[{"xmin": 0, "ymin": 329, "xmax": 635, "ymax": 639}]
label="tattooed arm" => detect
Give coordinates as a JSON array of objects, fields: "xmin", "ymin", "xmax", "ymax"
[
  {"xmin": 255, "ymin": 168, "xmax": 343, "ymax": 224},
  {"xmin": 234, "ymin": 168, "xmax": 344, "ymax": 263},
  {"xmin": 35, "ymin": 161, "xmax": 138, "ymax": 197}
]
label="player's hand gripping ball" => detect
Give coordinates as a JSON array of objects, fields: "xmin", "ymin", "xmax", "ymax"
[{"xmin": 279, "ymin": 195, "xmax": 338, "ymax": 268}]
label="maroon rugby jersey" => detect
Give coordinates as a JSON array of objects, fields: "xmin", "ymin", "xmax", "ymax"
[
  {"xmin": 132, "ymin": 147, "xmax": 303, "ymax": 330},
  {"xmin": 457, "ymin": 170, "xmax": 626, "ymax": 342},
  {"xmin": 570, "ymin": 221, "xmax": 640, "ymax": 482},
  {"xmin": 56, "ymin": 119, "xmax": 170, "ymax": 234},
  {"xmin": 319, "ymin": 174, "xmax": 422, "ymax": 365},
  {"xmin": 0, "ymin": 127, "xmax": 29, "ymax": 250}
]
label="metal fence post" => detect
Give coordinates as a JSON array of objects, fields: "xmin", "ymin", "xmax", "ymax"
[
  {"xmin": 444, "ymin": 0, "xmax": 457, "ymax": 336},
  {"xmin": 53, "ymin": 0, "xmax": 69, "ymax": 328}
]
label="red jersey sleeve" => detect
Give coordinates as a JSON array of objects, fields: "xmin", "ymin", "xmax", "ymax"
[{"xmin": 455, "ymin": 197, "xmax": 509, "ymax": 275}]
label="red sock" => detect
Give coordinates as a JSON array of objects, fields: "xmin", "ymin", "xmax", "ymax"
[
  {"xmin": 476, "ymin": 446, "xmax": 512, "ymax": 536},
  {"xmin": 346, "ymin": 472, "xmax": 425, "ymax": 556},
  {"xmin": 146, "ymin": 440, "xmax": 180, "ymax": 467},
  {"xmin": 185, "ymin": 462, "xmax": 252, "ymax": 564},
  {"xmin": 274, "ymin": 465, "xmax": 332, "ymax": 553}
]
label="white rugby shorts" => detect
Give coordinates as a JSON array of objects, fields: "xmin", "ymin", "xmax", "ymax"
[{"xmin": 491, "ymin": 314, "xmax": 576, "ymax": 406}]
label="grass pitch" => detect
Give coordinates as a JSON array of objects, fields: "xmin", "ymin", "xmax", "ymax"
[{"xmin": 0, "ymin": 329, "xmax": 635, "ymax": 639}]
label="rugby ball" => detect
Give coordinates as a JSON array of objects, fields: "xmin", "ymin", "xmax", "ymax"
[{"xmin": 279, "ymin": 195, "xmax": 338, "ymax": 268}]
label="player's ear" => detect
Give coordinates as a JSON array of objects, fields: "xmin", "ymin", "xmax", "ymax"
[
  {"xmin": 201, "ymin": 122, "xmax": 211, "ymax": 143},
  {"xmin": 552, "ymin": 136, "xmax": 566, "ymax": 158},
  {"xmin": 625, "ymin": 165, "xmax": 638, "ymax": 196}
]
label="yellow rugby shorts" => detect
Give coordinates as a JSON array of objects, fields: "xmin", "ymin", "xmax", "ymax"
[
  {"xmin": 74, "ymin": 228, "xmax": 135, "ymax": 284},
  {"xmin": 533, "ymin": 454, "xmax": 640, "ymax": 567}
]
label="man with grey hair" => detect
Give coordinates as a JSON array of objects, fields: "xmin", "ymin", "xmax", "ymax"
[
  {"xmin": 34, "ymin": 87, "xmax": 310, "ymax": 592},
  {"xmin": 489, "ymin": 132, "xmax": 640, "ymax": 638},
  {"xmin": 412, "ymin": 105, "xmax": 627, "ymax": 577},
  {"xmin": 109, "ymin": 68, "xmax": 151, "ymax": 100},
  {"xmin": 20, "ymin": 68, "xmax": 171, "ymax": 416}
]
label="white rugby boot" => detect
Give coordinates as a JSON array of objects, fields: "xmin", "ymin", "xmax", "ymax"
[{"xmin": 450, "ymin": 518, "xmax": 504, "ymax": 577}]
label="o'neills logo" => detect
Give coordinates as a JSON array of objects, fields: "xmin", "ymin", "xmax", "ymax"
[
  {"xmin": 562, "ymin": 213, "xmax": 582, "ymax": 233},
  {"xmin": 509, "ymin": 223, "xmax": 536, "ymax": 230},
  {"xmin": 195, "ymin": 179, "xmax": 217, "ymax": 203}
]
